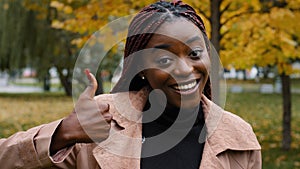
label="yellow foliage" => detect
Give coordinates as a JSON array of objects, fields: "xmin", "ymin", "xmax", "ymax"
[
  {"xmin": 23, "ymin": 0, "xmax": 300, "ymax": 75},
  {"xmin": 278, "ymin": 63, "xmax": 293, "ymax": 75},
  {"xmin": 220, "ymin": 0, "xmax": 300, "ymax": 75},
  {"xmin": 3, "ymin": 3, "xmax": 9, "ymax": 10},
  {"xmin": 71, "ymin": 36, "xmax": 89, "ymax": 48},
  {"xmin": 50, "ymin": 1, "xmax": 65, "ymax": 11},
  {"xmin": 63, "ymin": 5, "xmax": 73, "ymax": 14},
  {"xmin": 51, "ymin": 19, "xmax": 64, "ymax": 29}
]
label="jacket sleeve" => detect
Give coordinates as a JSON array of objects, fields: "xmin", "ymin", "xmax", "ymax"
[
  {"xmin": 247, "ymin": 150, "xmax": 262, "ymax": 169},
  {"xmin": 217, "ymin": 150, "xmax": 262, "ymax": 169},
  {"xmin": 0, "ymin": 119, "xmax": 77, "ymax": 169}
]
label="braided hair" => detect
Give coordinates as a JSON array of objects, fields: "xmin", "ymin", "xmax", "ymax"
[{"xmin": 111, "ymin": 0, "xmax": 211, "ymax": 100}]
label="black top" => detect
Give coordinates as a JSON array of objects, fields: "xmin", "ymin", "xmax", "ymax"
[{"xmin": 141, "ymin": 103, "xmax": 206, "ymax": 169}]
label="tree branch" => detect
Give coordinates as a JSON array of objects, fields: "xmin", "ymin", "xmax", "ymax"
[
  {"xmin": 221, "ymin": 10, "xmax": 261, "ymax": 27},
  {"xmin": 221, "ymin": 5, "xmax": 300, "ymax": 27},
  {"xmin": 220, "ymin": 2, "xmax": 231, "ymax": 17},
  {"xmin": 289, "ymin": 7, "xmax": 300, "ymax": 12},
  {"xmin": 190, "ymin": 1, "xmax": 210, "ymax": 24},
  {"xmin": 220, "ymin": 29, "xmax": 230, "ymax": 39},
  {"xmin": 197, "ymin": 8, "xmax": 210, "ymax": 24}
]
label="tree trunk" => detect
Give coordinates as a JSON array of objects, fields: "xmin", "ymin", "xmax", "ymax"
[
  {"xmin": 57, "ymin": 67, "xmax": 72, "ymax": 96},
  {"xmin": 210, "ymin": 0, "xmax": 221, "ymax": 105},
  {"xmin": 43, "ymin": 72, "xmax": 51, "ymax": 92},
  {"xmin": 242, "ymin": 69, "xmax": 247, "ymax": 80},
  {"xmin": 95, "ymin": 73, "xmax": 104, "ymax": 95},
  {"xmin": 281, "ymin": 73, "xmax": 291, "ymax": 150}
]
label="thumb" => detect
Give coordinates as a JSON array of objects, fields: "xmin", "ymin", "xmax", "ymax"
[{"xmin": 83, "ymin": 69, "xmax": 98, "ymax": 98}]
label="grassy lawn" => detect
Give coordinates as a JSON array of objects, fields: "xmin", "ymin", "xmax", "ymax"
[
  {"xmin": 0, "ymin": 85, "xmax": 299, "ymax": 168},
  {"xmin": 225, "ymin": 92, "xmax": 300, "ymax": 169},
  {"xmin": 0, "ymin": 93, "xmax": 73, "ymax": 137}
]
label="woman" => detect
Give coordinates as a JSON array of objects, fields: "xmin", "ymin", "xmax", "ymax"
[{"xmin": 0, "ymin": 1, "xmax": 261, "ymax": 168}]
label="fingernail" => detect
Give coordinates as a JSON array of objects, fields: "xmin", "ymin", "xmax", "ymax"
[{"xmin": 84, "ymin": 69, "xmax": 91, "ymax": 80}]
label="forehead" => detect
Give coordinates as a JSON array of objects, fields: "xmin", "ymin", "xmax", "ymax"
[{"xmin": 147, "ymin": 18, "xmax": 204, "ymax": 45}]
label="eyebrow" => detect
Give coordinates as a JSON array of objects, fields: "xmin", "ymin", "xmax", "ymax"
[
  {"xmin": 151, "ymin": 44, "xmax": 171, "ymax": 53},
  {"xmin": 151, "ymin": 36, "xmax": 202, "ymax": 53},
  {"xmin": 153, "ymin": 44, "xmax": 171, "ymax": 50},
  {"xmin": 185, "ymin": 36, "xmax": 201, "ymax": 44}
]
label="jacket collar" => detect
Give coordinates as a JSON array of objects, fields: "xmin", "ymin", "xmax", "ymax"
[
  {"xmin": 92, "ymin": 88, "xmax": 149, "ymax": 169},
  {"xmin": 93, "ymin": 89, "xmax": 261, "ymax": 169},
  {"xmin": 201, "ymin": 94, "xmax": 261, "ymax": 156}
]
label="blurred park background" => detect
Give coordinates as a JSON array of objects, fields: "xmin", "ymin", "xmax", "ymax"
[{"xmin": 0, "ymin": 0, "xmax": 300, "ymax": 168}]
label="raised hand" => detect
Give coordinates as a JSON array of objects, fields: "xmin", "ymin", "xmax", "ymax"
[{"xmin": 50, "ymin": 70, "xmax": 112, "ymax": 155}]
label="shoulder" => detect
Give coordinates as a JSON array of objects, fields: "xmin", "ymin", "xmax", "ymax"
[
  {"xmin": 206, "ymin": 102, "xmax": 261, "ymax": 155},
  {"xmin": 222, "ymin": 110, "xmax": 254, "ymax": 134}
]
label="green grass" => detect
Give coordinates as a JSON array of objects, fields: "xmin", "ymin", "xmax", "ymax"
[
  {"xmin": 0, "ymin": 88, "xmax": 300, "ymax": 168},
  {"xmin": 0, "ymin": 93, "xmax": 73, "ymax": 138},
  {"xmin": 225, "ymin": 92, "xmax": 300, "ymax": 169},
  {"xmin": 226, "ymin": 78, "xmax": 300, "ymax": 93},
  {"xmin": 10, "ymin": 81, "xmax": 63, "ymax": 89},
  {"xmin": 291, "ymin": 78, "xmax": 300, "ymax": 89}
]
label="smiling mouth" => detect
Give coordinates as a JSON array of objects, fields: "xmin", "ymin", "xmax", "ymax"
[{"xmin": 170, "ymin": 79, "xmax": 200, "ymax": 93}]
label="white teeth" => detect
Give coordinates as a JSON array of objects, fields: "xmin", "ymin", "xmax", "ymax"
[{"xmin": 174, "ymin": 81, "xmax": 197, "ymax": 90}]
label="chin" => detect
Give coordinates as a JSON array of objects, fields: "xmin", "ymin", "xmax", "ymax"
[
  {"xmin": 180, "ymin": 101, "xmax": 200, "ymax": 110},
  {"xmin": 170, "ymin": 96, "xmax": 200, "ymax": 110},
  {"xmin": 181, "ymin": 94, "xmax": 201, "ymax": 108}
]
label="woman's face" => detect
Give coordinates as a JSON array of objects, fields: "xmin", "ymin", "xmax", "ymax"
[{"xmin": 141, "ymin": 18, "xmax": 210, "ymax": 110}]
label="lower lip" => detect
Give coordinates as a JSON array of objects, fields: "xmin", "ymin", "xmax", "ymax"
[{"xmin": 171, "ymin": 81, "xmax": 200, "ymax": 96}]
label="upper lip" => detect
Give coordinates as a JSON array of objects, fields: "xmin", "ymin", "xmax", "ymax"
[{"xmin": 169, "ymin": 78, "xmax": 200, "ymax": 87}]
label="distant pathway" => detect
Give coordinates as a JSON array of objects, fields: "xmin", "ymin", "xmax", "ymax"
[
  {"xmin": 0, "ymin": 84, "xmax": 43, "ymax": 93},
  {"xmin": 0, "ymin": 77, "xmax": 61, "ymax": 93}
]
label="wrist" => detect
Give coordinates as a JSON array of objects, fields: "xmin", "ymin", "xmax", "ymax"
[{"xmin": 50, "ymin": 117, "xmax": 77, "ymax": 155}]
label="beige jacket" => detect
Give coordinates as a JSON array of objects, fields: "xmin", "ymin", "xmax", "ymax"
[{"xmin": 0, "ymin": 89, "xmax": 261, "ymax": 169}]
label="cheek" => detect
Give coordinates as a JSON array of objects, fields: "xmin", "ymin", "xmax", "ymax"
[
  {"xmin": 195, "ymin": 59, "xmax": 210, "ymax": 75},
  {"xmin": 145, "ymin": 70, "xmax": 170, "ymax": 88},
  {"xmin": 194, "ymin": 59, "xmax": 210, "ymax": 88},
  {"xmin": 203, "ymin": 53, "xmax": 211, "ymax": 70}
]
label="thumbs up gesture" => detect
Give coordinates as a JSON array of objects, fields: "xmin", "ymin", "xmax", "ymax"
[
  {"xmin": 50, "ymin": 70, "xmax": 112, "ymax": 154},
  {"xmin": 74, "ymin": 69, "xmax": 113, "ymax": 142}
]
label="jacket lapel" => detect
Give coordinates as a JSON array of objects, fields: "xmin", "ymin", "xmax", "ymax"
[
  {"xmin": 200, "ymin": 94, "xmax": 261, "ymax": 168},
  {"xmin": 92, "ymin": 121, "xmax": 142, "ymax": 169},
  {"xmin": 202, "ymin": 96, "xmax": 261, "ymax": 155},
  {"xmin": 92, "ymin": 91, "xmax": 260, "ymax": 169},
  {"xmin": 200, "ymin": 141, "xmax": 224, "ymax": 169},
  {"xmin": 92, "ymin": 88, "xmax": 149, "ymax": 169}
]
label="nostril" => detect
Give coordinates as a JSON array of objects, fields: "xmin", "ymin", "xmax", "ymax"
[{"xmin": 173, "ymin": 59, "xmax": 194, "ymax": 76}]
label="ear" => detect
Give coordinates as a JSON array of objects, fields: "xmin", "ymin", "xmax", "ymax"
[{"xmin": 139, "ymin": 71, "xmax": 146, "ymax": 80}]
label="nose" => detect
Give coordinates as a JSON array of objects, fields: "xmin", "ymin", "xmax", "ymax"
[{"xmin": 173, "ymin": 58, "xmax": 193, "ymax": 77}]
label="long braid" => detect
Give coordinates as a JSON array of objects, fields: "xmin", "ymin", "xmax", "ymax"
[{"xmin": 111, "ymin": 1, "xmax": 212, "ymax": 100}]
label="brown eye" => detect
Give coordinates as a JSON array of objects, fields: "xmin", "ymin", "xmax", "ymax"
[
  {"xmin": 189, "ymin": 49, "xmax": 203, "ymax": 60},
  {"xmin": 156, "ymin": 56, "xmax": 174, "ymax": 66}
]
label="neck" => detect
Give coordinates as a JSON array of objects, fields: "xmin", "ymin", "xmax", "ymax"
[{"xmin": 143, "ymin": 99, "xmax": 204, "ymax": 128}]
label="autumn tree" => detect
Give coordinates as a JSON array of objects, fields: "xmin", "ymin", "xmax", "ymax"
[
  {"xmin": 30, "ymin": 0, "xmax": 300, "ymax": 149},
  {"xmin": 59, "ymin": 0, "xmax": 251, "ymax": 104},
  {"xmin": 49, "ymin": 0, "xmax": 157, "ymax": 94},
  {"xmin": 185, "ymin": 0, "xmax": 300, "ymax": 150},
  {"xmin": 182, "ymin": 0, "xmax": 262, "ymax": 105},
  {"xmin": 0, "ymin": 0, "xmax": 35, "ymax": 70},
  {"xmin": 221, "ymin": 0, "xmax": 300, "ymax": 150},
  {"xmin": 0, "ymin": 0, "xmax": 79, "ymax": 95}
]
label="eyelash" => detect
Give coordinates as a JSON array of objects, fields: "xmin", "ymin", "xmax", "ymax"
[
  {"xmin": 157, "ymin": 57, "xmax": 173, "ymax": 66},
  {"xmin": 189, "ymin": 49, "xmax": 203, "ymax": 60},
  {"xmin": 156, "ymin": 49, "xmax": 203, "ymax": 66}
]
